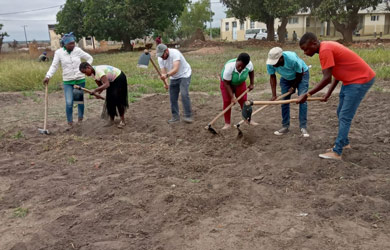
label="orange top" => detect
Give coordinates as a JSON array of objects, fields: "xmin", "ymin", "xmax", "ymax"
[{"xmin": 319, "ymin": 41, "xmax": 375, "ymax": 85}]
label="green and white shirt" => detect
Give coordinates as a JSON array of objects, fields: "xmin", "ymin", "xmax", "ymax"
[
  {"xmin": 92, "ymin": 65, "xmax": 122, "ymax": 82},
  {"xmin": 221, "ymin": 58, "xmax": 254, "ymax": 85}
]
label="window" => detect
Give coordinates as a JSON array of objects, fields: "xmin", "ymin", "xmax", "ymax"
[
  {"xmin": 225, "ymin": 22, "xmax": 229, "ymax": 31},
  {"xmin": 232, "ymin": 21, "xmax": 237, "ymax": 28},
  {"xmin": 371, "ymin": 15, "xmax": 380, "ymax": 21},
  {"xmin": 250, "ymin": 21, "xmax": 255, "ymax": 29},
  {"xmin": 306, "ymin": 17, "xmax": 310, "ymax": 27},
  {"xmin": 288, "ymin": 17, "xmax": 299, "ymax": 24},
  {"xmin": 240, "ymin": 21, "xmax": 244, "ymax": 30}
]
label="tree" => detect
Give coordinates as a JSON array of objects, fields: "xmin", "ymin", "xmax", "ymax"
[
  {"xmin": 222, "ymin": 0, "xmax": 301, "ymax": 42},
  {"xmin": 56, "ymin": 0, "xmax": 187, "ymax": 50},
  {"xmin": 177, "ymin": 0, "xmax": 213, "ymax": 39},
  {"xmin": 313, "ymin": 0, "xmax": 382, "ymax": 43},
  {"xmin": 0, "ymin": 24, "xmax": 9, "ymax": 54},
  {"xmin": 56, "ymin": 0, "xmax": 87, "ymax": 40}
]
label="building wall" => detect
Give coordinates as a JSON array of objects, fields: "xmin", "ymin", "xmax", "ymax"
[
  {"xmin": 220, "ymin": 17, "xmax": 266, "ymax": 41},
  {"xmin": 49, "ymin": 29, "xmax": 61, "ymax": 51},
  {"xmin": 362, "ymin": 14, "xmax": 387, "ymax": 35}
]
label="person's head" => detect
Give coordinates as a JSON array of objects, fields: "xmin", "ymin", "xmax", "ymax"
[
  {"xmin": 43, "ymin": 51, "xmax": 47, "ymax": 55},
  {"xmin": 79, "ymin": 62, "xmax": 93, "ymax": 76},
  {"xmin": 235, "ymin": 53, "xmax": 250, "ymax": 72},
  {"xmin": 299, "ymin": 32, "xmax": 320, "ymax": 57},
  {"xmin": 266, "ymin": 47, "xmax": 284, "ymax": 67},
  {"xmin": 156, "ymin": 44, "xmax": 169, "ymax": 60},
  {"xmin": 61, "ymin": 32, "xmax": 76, "ymax": 51}
]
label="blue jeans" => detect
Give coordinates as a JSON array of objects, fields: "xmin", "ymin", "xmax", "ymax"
[
  {"xmin": 333, "ymin": 77, "xmax": 375, "ymax": 155},
  {"xmin": 63, "ymin": 82, "xmax": 85, "ymax": 123},
  {"xmin": 280, "ymin": 71, "xmax": 309, "ymax": 129},
  {"xmin": 169, "ymin": 76, "xmax": 192, "ymax": 119}
]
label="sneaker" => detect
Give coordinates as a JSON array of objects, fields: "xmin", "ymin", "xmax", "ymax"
[
  {"xmin": 167, "ymin": 117, "xmax": 180, "ymax": 124},
  {"xmin": 300, "ymin": 128, "xmax": 310, "ymax": 138},
  {"xmin": 319, "ymin": 151, "xmax": 342, "ymax": 160},
  {"xmin": 183, "ymin": 117, "xmax": 193, "ymax": 124},
  {"xmin": 274, "ymin": 127, "xmax": 289, "ymax": 136}
]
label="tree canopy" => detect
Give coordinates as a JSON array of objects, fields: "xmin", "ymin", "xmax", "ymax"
[{"xmin": 56, "ymin": 0, "xmax": 188, "ymax": 50}]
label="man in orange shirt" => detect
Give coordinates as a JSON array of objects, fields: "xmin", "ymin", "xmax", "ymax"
[{"xmin": 297, "ymin": 32, "xmax": 375, "ymax": 160}]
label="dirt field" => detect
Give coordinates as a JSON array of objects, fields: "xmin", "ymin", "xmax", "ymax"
[{"xmin": 1, "ymin": 81, "xmax": 390, "ymax": 250}]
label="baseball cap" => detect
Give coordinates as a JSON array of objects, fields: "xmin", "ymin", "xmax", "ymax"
[
  {"xmin": 156, "ymin": 44, "xmax": 168, "ymax": 57},
  {"xmin": 266, "ymin": 47, "xmax": 283, "ymax": 65}
]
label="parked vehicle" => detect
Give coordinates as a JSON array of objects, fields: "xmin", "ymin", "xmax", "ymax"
[
  {"xmin": 245, "ymin": 28, "xmax": 278, "ymax": 40},
  {"xmin": 245, "ymin": 28, "xmax": 267, "ymax": 40}
]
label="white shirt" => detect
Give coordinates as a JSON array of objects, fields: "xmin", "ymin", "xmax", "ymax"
[
  {"xmin": 45, "ymin": 47, "xmax": 93, "ymax": 81},
  {"xmin": 222, "ymin": 60, "xmax": 254, "ymax": 81},
  {"xmin": 158, "ymin": 48, "xmax": 191, "ymax": 79}
]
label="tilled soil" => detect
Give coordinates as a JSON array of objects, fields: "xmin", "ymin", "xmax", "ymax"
[{"xmin": 0, "ymin": 88, "xmax": 389, "ymax": 250}]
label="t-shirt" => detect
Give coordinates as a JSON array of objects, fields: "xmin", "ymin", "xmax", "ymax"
[
  {"xmin": 92, "ymin": 65, "xmax": 121, "ymax": 82},
  {"xmin": 319, "ymin": 41, "xmax": 376, "ymax": 85},
  {"xmin": 267, "ymin": 51, "xmax": 308, "ymax": 81},
  {"xmin": 158, "ymin": 48, "xmax": 192, "ymax": 79},
  {"xmin": 221, "ymin": 58, "xmax": 254, "ymax": 85}
]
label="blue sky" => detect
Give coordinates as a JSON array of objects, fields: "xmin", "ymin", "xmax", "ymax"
[{"xmin": 0, "ymin": 0, "xmax": 227, "ymax": 42}]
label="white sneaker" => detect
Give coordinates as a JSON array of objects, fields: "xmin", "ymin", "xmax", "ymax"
[{"xmin": 300, "ymin": 128, "xmax": 310, "ymax": 138}]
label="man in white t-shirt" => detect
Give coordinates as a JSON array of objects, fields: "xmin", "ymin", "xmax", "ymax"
[{"xmin": 157, "ymin": 44, "xmax": 193, "ymax": 123}]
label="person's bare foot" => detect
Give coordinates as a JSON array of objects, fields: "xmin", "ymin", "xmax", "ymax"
[
  {"xmin": 250, "ymin": 121, "xmax": 259, "ymax": 126},
  {"xmin": 117, "ymin": 121, "xmax": 126, "ymax": 129},
  {"xmin": 221, "ymin": 124, "xmax": 231, "ymax": 130}
]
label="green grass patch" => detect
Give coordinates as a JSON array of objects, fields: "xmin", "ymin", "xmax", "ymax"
[
  {"xmin": 1, "ymin": 46, "xmax": 390, "ymax": 93},
  {"xmin": 13, "ymin": 131, "xmax": 24, "ymax": 139},
  {"xmin": 68, "ymin": 156, "xmax": 77, "ymax": 164},
  {"xmin": 13, "ymin": 207, "xmax": 28, "ymax": 218}
]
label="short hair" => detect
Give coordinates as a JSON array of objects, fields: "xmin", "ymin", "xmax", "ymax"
[
  {"xmin": 237, "ymin": 52, "xmax": 250, "ymax": 65},
  {"xmin": 299, "ymin": 32, "xmax": 318, "ymax": 46},
  {"xmin": 79, "ymin": 62, "xmax": 91, "ymax": 71}
]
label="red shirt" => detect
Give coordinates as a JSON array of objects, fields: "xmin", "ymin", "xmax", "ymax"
[{"xmin": 319, "ymin": 41, "xmax": 375, "ymax": 85}]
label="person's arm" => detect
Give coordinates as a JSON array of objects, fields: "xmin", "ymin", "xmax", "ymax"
[
  {"xmin": 322, "ymin": 78, "xmax": 339, "ymax": 102},
  {"xmin": 79, "ymin": 48, "xmax": 93, "ymax": 64},
  {"xmin": 270, "ymin": 74, "xmax": 277, "ymax": 101},
  {"xmin": 161, "ymin": 60, "xmax": 180, "ymax": 80},
  {"xmin": 92, "ymin": 75, "xmax": 110, "ymax": 94},
  {"xmin": 290, "ymin": 71, "xmax": 303, "ymax": 92},
  {"xmin": 43, "ymin": 51, "xmax": 60, "ymax": 84},
  {"xmin": 248, "ymin": 70, "xmax": 254, "ymax": 91},
  {"xmin": 158, "ymin": 58, "xmax": 169, "ymax": 89},
  {"xmin": 296, "ymin": 67, "xmax": 333, "ymax": 104}
]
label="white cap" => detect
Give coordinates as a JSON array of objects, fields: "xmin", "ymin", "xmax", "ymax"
[{"xmin": 266, "ymin": 47, "xmax": 283, "ymax": 65}]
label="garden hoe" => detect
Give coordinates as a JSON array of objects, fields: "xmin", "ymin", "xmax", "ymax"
[
  {"xmin": 74, "ymin": 85, "xmax": 105, "ymax": 100},
  {"xmin": 242, "ymin": 96, "xmax": 324, "ymax": 122},
  {"xmin": 235, "ymin": 91, "xmax": 292, "ymax": 137},
  {"xmin": 137, "ymin": 49, "xmax": 168, "ymax": 89},
  {"xmin": 38, "ymin": 83, "xmax": 50, "ymax": 135},
  {"xmin": 205, "ymin": 88, "xmax": 250, "ymax": 135}
]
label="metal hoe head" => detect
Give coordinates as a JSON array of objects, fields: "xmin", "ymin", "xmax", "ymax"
[
  {"xmin": 38, "ymin": 128, "xmax": 50, "ymax": 135},
  {"xmin": 137, "ymin": 50, "xmax": 151, "ymax": 68},
  {"xmin": 241, "ymin": 100, "xmax": 253, "ymax": 122},
  {"xmin": 235, "ymin": 123, "xmax": 243, "ymax": 138},
  {"xmin": 206, "ymin": 124, "xmax": 218, "ymax": 135}
]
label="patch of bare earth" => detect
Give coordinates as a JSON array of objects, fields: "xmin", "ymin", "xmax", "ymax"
[{"xmin": 0, "ymin": 86, "xmax": 389, "ymax": 250}]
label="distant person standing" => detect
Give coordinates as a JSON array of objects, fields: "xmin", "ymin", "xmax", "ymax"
[
  {"xmin": 156, "ymin": 44, "xmax": 193, "ymax": 124},
  {"xmin": 155, "ymin": 36, "xmax": 162, "ymax": 46},
  {"xmin": 43, "ymin": 32, "xmax": 93, "ymax": 128},
  {"xmin": 38, "ymin": 51, "xmax": 49, "ymax": 62},
  {"xmin": 292, "ymin": 31, "xmax": 298, "ymax": 42}
]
